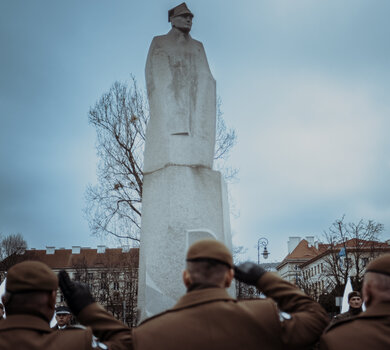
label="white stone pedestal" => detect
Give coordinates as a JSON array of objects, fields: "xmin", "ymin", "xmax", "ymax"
[{"xmin": 137, "ymin": 165, "xmax": 233, "ymax": 321}]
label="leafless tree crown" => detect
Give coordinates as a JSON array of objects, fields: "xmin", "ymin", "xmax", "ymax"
[
  {"xmin": 0, "ymin": 233, "xmax": 27, "ymax": 261},
  {"xmin": 321, "ymin": 216, "xmax": 384, "ymax": 292},
  {"xmin": 85, "ymin": 76, "xmax": 237, "ymax": 242}
]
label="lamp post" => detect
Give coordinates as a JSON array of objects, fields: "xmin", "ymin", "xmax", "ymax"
[{"xmin": 257, "ymin": 237, "xmax": 269, "ymax": 265}]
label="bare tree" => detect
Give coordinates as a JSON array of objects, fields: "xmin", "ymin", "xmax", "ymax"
[
  {"xmin": 295, "ymin": 268, "xmax": 312, "ymax": 296},
  {"xmin": 232, "ymin": 245, "xmax": 260, "ymax": 299},
  {"xmin": 85, "ymin": 76, "xmax": 237, "ymax": 242},
  {"xmin": 0, "ymin": 233, "xmax": 28, "ymax": 278},
  {"xmin": 0, "ymin": 233, "xmax": 27, "ymax": 261},
  {"xmin": 72, "ymin": 250, "xmax": 138, "ymax": 327},
  {"xmin": 322, "ymin": 216, "xmax": 384, "ymax": 295}
]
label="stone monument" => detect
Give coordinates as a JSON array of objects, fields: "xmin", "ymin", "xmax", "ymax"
[{"xmin": 138, "ymin": 2, "xmax": 233, "ymax": 321}]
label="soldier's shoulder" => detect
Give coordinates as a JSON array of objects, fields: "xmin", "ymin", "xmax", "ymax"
[
  {"xmin": 325, "ymin": 315, "xmax": 355, "ymax": 333},
  {"xmin": 63, "ymin": 324, "xmax": 88, "ymax": 330},
  {"xmin": 237, "ymin": 297, "xmax": 273, "ymax": 305},
  {"xmin": 333, "ymin": 311, "xmax": 350, "ymax": 320},
  {"xmin": 329, "ymin": 310, "xmax": 355, "ymax": 327},
  {"xmin": 137, "ymin": 309, "xmax": 173, "ymax": 328},
  {"xmin": 235, "ymin": 297, "xmax": 276, "ymax": 313}
]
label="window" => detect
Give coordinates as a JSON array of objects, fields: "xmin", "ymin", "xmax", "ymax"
[
  {"xmin": 321, "ymin": 263, "xmax": 324, "ymax": 273},
  {"xmin": 113, "ymin": 282, "xmax": 119, "ymax": 290},
  {"xmin": 362, "ymin": 257, "xmax": 369, "ymax": 267}
]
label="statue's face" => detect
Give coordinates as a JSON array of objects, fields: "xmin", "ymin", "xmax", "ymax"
[{"xmin": 171, "ymin": 14, "xmax": 192, "ymax": 33}]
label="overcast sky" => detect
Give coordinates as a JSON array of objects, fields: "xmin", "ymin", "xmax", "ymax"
[{"xmin": 1, "ymin": 0, "xmax": 389, "ymax": 262}]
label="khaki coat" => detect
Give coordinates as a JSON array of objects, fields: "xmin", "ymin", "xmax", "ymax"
[
  {"xmin": 0, "ymin": 303, "xmax": 132, "ymax": 350},
  {"xmin": 133, "ymin": 272, "xmax": 329, "ymax": 350},
  {"xmin": 319, "ymin": 302, "xmax": 390, "ymax": 350}
]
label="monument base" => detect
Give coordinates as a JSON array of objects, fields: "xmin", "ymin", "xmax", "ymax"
[{"xmin": 137, "ymin": 165, "xmax": 233, "ymax": 322}]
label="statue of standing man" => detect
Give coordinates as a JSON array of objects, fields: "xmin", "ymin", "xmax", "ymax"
[
  {"xmin": 138, "ymin": 3, "xmax": 232, "ymax": 320},
  {"xmin": 143, "ymin": 2, "xmax": 216, "ymax": 173}
]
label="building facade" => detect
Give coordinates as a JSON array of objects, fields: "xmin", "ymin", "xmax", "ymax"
[
  {"xmin": 0, "ymin": 246, "xmax": 139, "ymax": 327},
  {"xmin": 277, "ymin": 236, "xmax": 390, "ymax": 301}
]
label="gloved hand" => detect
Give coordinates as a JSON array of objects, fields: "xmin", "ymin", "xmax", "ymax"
[
  {"xmin": 58, "ymin": 270, "xmax": 95, "ymax": 316},
  {"xmin": 234, "ymin": 262, "xmax": 267, "ymax": 286}
]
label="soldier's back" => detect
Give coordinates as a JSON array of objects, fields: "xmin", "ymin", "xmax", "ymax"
[
  {"xmin": 0, "ymin": 314, "xmax": 92, "ymax": 350},
  {"xmin": 320, "ymin": 303, "xmax": 390, "ymax": 350},
  {"xmin": 134, "ymin": 288, "xmax": 283, "ymax": 350}
]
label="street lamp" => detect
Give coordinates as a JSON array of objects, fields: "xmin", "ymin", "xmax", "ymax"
[{"xmin": 257, "ymin": 237, "xmax": 269, "ymax": 265}]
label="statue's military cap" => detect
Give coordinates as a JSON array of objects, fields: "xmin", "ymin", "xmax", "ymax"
[
  {"xmin": 6, "ymin": 260, "xmax": 58, "ymax": 293},
  {"xmin": 365, "ymin": 254, "xmax": 390, "ymax": 277},
  {"xmin": 186, "ymin": 239, "xmax": 233, "ymax": 268},
  {"xmin": 168, "ymin": 2, "xmax": 193, "ymax": 22}
]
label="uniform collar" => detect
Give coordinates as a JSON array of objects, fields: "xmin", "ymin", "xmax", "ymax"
[
  {"xmin": 172, "ymin": 287, "xmax": 235, "ymax": 311},
  {"xmin": 167, "ymin": 28, "xmax": 192, "ymax": 42},
  {"xmin": 358, "ymin": 301, "xmax": 390, "ymax": 318},
  {"xmin": 0, "ymin": 314, "xmax": 52, "ymax": 332}
]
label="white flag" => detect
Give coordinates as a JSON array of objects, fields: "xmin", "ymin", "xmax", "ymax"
[{"xmin": 341, "ymin": 276, "xmax": 353, "ymax": 313}]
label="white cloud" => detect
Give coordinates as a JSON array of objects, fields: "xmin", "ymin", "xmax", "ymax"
[
  {"xmin": 227, "ymin": 72, "xmax": 390, "ymax": 260},
  {"xmin": 237, "ymin": 73, "xmax": 386, "ymax": 197}
]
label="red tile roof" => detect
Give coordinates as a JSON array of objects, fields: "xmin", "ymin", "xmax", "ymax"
[
  {"xmin": 285, "ymin": 239, "xmax": 319, "ymax": 260},
  {"xmin": 0, "ymin": 248, "xmax": 139, "ymax": 271}
]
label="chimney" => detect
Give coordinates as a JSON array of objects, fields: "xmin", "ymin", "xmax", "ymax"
[
  {"xmin": 72, "ymin": 246, "xmax": 81, "ymax": 254},
  {"xmin": 306, "ymin": 236, "xmax": 315, "ymax": 248},
  {"xmin": 46, "ymin": 246, "xmax": 55, "ymax": 255},
  {"xmin": 97, "ymin": 245, "xmax": 106, "ymax": 254},
  {"xmin": 288, "ymin": 237, "xmax": 301, "ymax": 254}
]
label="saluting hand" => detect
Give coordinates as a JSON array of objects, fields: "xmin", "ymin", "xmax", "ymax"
[
  {"xmin": 234, "ymin": 262, "xmax": 267, "ymax": 286},
  {"xmin": 58, "ymin": 270, "xmax": 95, "ymax": 316}
]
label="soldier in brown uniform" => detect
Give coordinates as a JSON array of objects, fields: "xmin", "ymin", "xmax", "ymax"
[
  {"xmin": 52, "ymin": 306, "xmax": 73, "ymax": 330},
  {"xmin": 330, "ymin": 291, "xmax": 362, "ymax": 325},
  {"xmin": 320, "ymin": 254, "xmax": 390, "ymax": 350},
  {"xmin": 0, "ymin": 260, "xmax": 132, "ymax": 350},
  {"xmin": 132, "ymin": 239, "xmax": 329, "ymax": 350}
]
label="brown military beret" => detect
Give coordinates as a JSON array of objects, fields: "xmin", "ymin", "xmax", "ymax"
[
  {"xmin": 186, "ymin": 239, "xmax": 233, "ymax": 268},
  {"xmin": 365, "ymin": 254, "xmax": 390, "ymax": 277},
  {"xmin": 348, "ymin": 291, "xmax": 361, "ymax": 301},
  {"xmin": 6, "ymin": 260, "xmax": 58, "ymax": 293}
]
